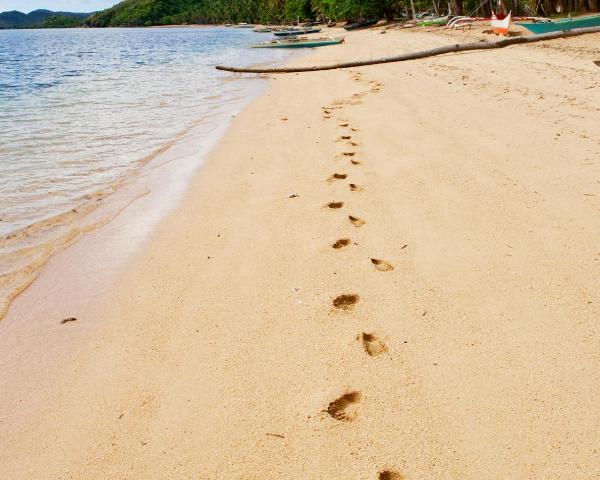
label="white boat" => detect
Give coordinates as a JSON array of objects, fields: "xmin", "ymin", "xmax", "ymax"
[{"xmin": 491, "ymin": 11, "xmax": 511, "ymax": 35}]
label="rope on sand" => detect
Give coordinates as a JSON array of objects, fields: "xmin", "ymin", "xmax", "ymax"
[{"xmin": 215, "ymin": 26, "xmax": 600, "ymax": 74}]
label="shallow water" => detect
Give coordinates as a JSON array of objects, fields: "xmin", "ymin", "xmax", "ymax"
[{"xmin": 0, "ymin": 27, "xmax": 294, "ymax": 317}]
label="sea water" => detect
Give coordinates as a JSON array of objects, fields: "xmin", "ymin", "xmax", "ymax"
[{"xmin": 0, "ymin": 27, "xmax": 294, "ymax": 317}]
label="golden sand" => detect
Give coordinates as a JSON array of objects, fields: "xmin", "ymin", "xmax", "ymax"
[{"xmin": 1, "ymin": 27, "xmax": 600, "ymax": 478}]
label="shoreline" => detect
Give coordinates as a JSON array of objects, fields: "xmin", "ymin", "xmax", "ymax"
[
  {"xmin": 0, "ymin": 71, "xmax": 273, "ymax": 323},
  {"xmin": 2, "ymin": 27, "xmax": 600, "ymax": 478},
  {"xmin": 0, "ymin": 27, "xmax": 296, "ymax": 321}
]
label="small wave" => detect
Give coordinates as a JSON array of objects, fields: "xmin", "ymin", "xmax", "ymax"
[
  {"xmin": 32, "ymin": 81, "xmax": 62, "ymax": 90},
  {"xmin": 0, "ymin": 26, "xmax": 297, "ymax": 319}
]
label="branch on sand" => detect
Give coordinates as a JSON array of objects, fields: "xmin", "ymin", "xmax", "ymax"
[{"xmin": 215, "ymin": 26, "xmax": 600, "ymax": 74}]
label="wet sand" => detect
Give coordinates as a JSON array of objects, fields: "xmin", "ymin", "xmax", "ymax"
[{"xmin": 1, "ymin": 27, "xmax": 600, "ymax": 479}]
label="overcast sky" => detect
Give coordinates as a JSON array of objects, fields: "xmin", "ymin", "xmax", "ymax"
[{"xmin": 0, "ymin": 0, "xmax": 118, "ymax": 13}]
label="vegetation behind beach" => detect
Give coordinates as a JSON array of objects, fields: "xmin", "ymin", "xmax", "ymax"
[{"xmin": 84, "ymin": 0, "xmax": 599, "ymax": 27}]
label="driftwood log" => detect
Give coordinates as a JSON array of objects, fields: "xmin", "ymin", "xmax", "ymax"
[{"xmin": 215, "ymin": 26, "xmax": 600, "ymax": 74}]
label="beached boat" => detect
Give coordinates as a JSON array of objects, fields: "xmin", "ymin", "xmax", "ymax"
[
  {"xmin": 234, "ymin": 23, "xmax": 255, "ymax": 29},
  {"xmin": 517, "ymin": 14, "xmax": 600, "ymax": 34},
  {"xmin": 491, "ymin": 11, "xmax": 512, "ymax": 35},
  {"xmin": 253, "ymin": 27, "xmax": 273, "ymax": 33},
  {"xmin": 273, "ymin": 28, "xmax": 322, "ymax": 37},
  {"xmin": 417, "ymin": 15, "xmax": 452, "ymax": 27},
  {"xmin": 344, "ymin": 19, "xmax": 378, "ymax": 31},
  {"xmin": 251, "ymin": 36, "xmax": 344, "ymax": 48}
]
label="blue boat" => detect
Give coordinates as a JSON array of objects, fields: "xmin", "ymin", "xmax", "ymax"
[
  {"xmin": 517, "ymin": 14, "xmax": 600, "ymax": 34},
  {"xmin": 251, "ymin": 36, "xmax": 344, "ymax": 48}
]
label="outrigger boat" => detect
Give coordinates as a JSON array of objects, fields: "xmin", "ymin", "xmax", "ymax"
[
  {"xmin": 344, "ymin": 19, "xmax": 378, "ymax": 31},
  {"xmin": 251, "ymin": 36, "xmax": 344, "ymax": 48},
  {"xmin": 417, "ymin": 15, "xmax": 452, "ymax": 27},
  {"xmin": 517, "ymin": 13, "xmax": 600, "ymax": 34},
  {"xmin": 491, "ymin": 11, "xmax": 512, "ymax": 35},
  {"xmin": 273, "ymin": 27, "xmax": 322, "ymax": 37}
]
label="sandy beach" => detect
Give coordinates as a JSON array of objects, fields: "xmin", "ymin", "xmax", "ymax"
[{"xmin": 1, "ymin": 26, "xmax": 600, "ymax": 478}]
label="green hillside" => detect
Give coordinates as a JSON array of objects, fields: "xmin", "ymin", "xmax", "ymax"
[
  {"xmin": 39, "ymin": 14, "xmax": 86, "ymax": 28},
  {"xmin": 0, "ymin": 9, "xmax": 89, "ymax": 28}
]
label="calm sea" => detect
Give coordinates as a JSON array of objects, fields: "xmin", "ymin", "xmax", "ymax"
[{"xmin": 0, "ymin": 27, "xmax": 294, "ymax": 317}]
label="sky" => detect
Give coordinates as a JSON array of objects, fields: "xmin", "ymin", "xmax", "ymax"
[{"xmin": 0, "ymin": 0, "xmax": 118, "ymax": 13}]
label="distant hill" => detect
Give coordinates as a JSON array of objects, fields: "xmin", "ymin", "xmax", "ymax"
[
  {"xmin": 0, "ymin": 9, "xmax": 90, "ymax": 28},
  {"xmin": 83, "ymin": 0, "xmax": 316, "ymax": 27},
  {"xmin": 84, "ymin": 0, "xmax": 205, "ymax": 27},
  {"xmin": 39, "ymin": 14, "xmax": 88, "ymax": 28}
]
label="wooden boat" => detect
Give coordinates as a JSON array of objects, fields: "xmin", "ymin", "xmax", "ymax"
[
  {"xmin": 251, "ymin": 36, "xmax": 344, "ymax": 48},
  {"xmin": 273, "ymin": 28, "xmax": 322, "ymax": 37},
  {"xmin": 234, "ymin": 23, "xmax": 255, "ymax": 29},
  {"xmin": 417, "ymin": 15, "xmax": 452, "ymax": 27},
  {"xmin": 517, "ymin": 14, "xmax": 600, "ymax": 34},
  {"xmin": 491, "ymin": 11, "xmax": 511, "ymax": 35},
  {"xmin": 344, "ymin": 19, "xmax": 378, "ymax": 31}
]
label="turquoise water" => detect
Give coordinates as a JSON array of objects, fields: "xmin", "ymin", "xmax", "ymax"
[{"xmin": 0, "ymin": 27, "xmax": 293, "ymax": 315}]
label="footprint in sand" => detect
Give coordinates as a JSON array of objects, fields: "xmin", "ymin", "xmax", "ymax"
[
  {"xmin": 371, "ymin": 258, "xmax": 394, "ymax": 272},
  {"xmin": 327, "ymin": 201, "xmax": 344, "ymax": 209},
  {"xmin": 333, "ymin": 294, "xmax": 359, "ymax": 310},
  {"xmin": 379, "ymin": 471, "xmax": 405, "ymax": 480},
  {"xmin": 350, "ymin": 159, "xmax": 361, "ymax": 165},
  {"xmin": 339, "ymin": 123, "xmax": 349, "ymax": 127},
  {"xmin": 360, "ymin": 332, "xmax": 388, "ymax": 357},
  {"xmin": 336, "ymin": 135, "xmax": 352, "ymax": 142},
  {"xmin": 332, "ymin": 238, "xmax": 351, "ymax": 249},
  {"xmin": 342, "ymin": 152, "xmax": 356, "ymax": 157},
  {"xmin": 327, "ymin": 391, "xmax": 362, "ymax": 421},
  {"xmin": 329, "ymin": 173, "xmax": 348, "ymax": 181},
  {"xmin": 349, "ymin": 215, "xmax": 365, "ymax": 227},
  {"xmin": 370, "ymin": 82, "xmax": 383, "ymax": 93},
  {"xmin": 349, "ymin": 183, "xmax": 362, "ymax": 192}
]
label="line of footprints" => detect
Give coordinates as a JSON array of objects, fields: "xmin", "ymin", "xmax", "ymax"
[{"xmin": 319, "ymin": 74, "xmax": 404, "ymax": 480}]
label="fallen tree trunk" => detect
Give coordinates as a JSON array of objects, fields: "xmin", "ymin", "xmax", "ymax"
[{"xmin": 215, "ymin": 26, "xmax": 600, "ymax": 74}]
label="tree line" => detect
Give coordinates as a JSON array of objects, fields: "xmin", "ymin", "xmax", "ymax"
[{"xmin": 84, "ymin": 0, "xmax": 599, "ymax": 28}]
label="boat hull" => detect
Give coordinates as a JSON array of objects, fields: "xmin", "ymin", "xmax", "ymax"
[
  {"xmin": 417, "ymin": 16, "xmax": 451, "ymax": 27},
  {"xmin": 344, "ymin": 19, "xmax": 378, "ymax": 31},
  {"xmin": 252, "ymin": 37, "xmax": 344, "ymax": 48},
  {"xmin": 273, "ymin": 28, "xmax": 322, "ymax": 37},
  {"xmin": 491, "ymin": 12, "xmax": 511, "ymax": 35},
  {"xmin": 517, "ymin": 14, "xmax": 600, "ymax": 34}
]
